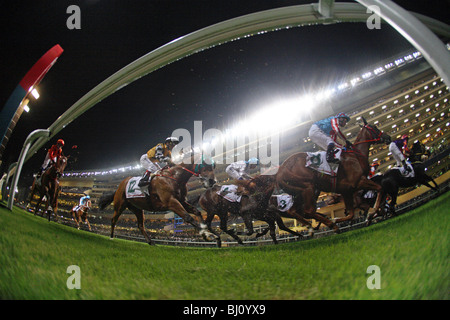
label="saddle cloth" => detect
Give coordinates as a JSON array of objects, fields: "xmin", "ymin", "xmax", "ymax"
[
  {"xmin": 305, "ymin": 150, "xmax": 341, "ymax": 176},
  {"xmin": 216, "ymin": 185, "xmax": 242, "ymax": 203},
  {"xmin": 125, "ymin": 176, "xmax": 147, "ymax": 198},
  {"xmin": 275, "ymin": 194, "xmax": 294, "ymax": 212}
]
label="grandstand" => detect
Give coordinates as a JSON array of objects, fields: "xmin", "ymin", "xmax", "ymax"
[{"xmin": 43, "ymin": 46, "xmax": 449, "ymax": 239}]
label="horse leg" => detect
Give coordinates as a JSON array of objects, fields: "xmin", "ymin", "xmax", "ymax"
[
  {"xmin": 366, "ymin": 191, "xmax": 388, "ymax": 225},
  {"xmin": 256, "ymin": 227, "xmax": 270, "ymax": 238},
  {"xmin": 204, "ymin": 210, "xmax": 222, "ymax": 247},
  {"xmin": 266, "ymin": 219, "xmax": 278, "ymax": 245},
  {"xmin": 282, "ymin": 207, "xmax": 315, "ymax": 237},
  {"xmin": 34, "ymin": 194, "xmax": 43, "ymax": 216},
  {"xmin": 72, "ymin": 210, "xmax": 80, "ymax": 229},
  {"xmin": 85, "ymin": 216, "xmax": 92, "ymax": 231},
  {"xmin": 167, "ymin": 197, "xmax": 216, "ymax": 240},
  {"xmin": 303, "ymin": 186, "xmax": 340, "ymax": 233},
  {"xmin": 219, "ymin": 213, "xmax": 243, "ymax": 245},
  {"xmin": 129, "ymin": 206, "xmax": 152, "ymax": 245},
  {"xmin": 333, "ymin": 193, "xmax": 355, "ymax": 223},
  {"xmin": 110, "ymin": 198, "xmax": 126, "ymax": 239},
  {"xmin": 274, "ymin": 214, "xmax": 303, "ymax": 239}
]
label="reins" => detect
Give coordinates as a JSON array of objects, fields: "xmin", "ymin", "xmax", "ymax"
[{"xmin": 343, "ymin": 124, "xmax": 384, "ymax": 158}]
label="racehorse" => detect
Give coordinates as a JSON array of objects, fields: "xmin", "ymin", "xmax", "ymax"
[
  {"xmin": 236, "ymin": 175, "xmax": 304, "ymax": 244},
  {"xmin": 365, "ymin": 161, "xmax": 439, "ymax": 225},
  {"xmin": 276, "ymin": 117, "xmax": 391, "ymax": 233},
  {"xmin": 198, "ymin": 174, "xmax": 303, "ymax": 247},
  {"xmin": 98, "ymin": 154, "xmax": 217, "ymax": 245},
  {"xmin": 28, "ymin": 155, "xmax": 68, "ymax": 221},
  {"xmin": 71, "ymin": 199, "xmax": 92, "ymax": 231},
  {"xmin": 266, "ymin": 194, "xmax": 322, "ymax": 237}
]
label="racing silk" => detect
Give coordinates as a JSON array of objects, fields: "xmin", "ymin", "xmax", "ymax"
[
  {"xmin": 314, "ymin": 116, "xmax": 346, "ymax": 144},
  {"xmin": 79, "ymin": 196, "xmax": 90, "ymax": 206},
  {"xmin": 226, "ymin": 160, "xmax": 249, "ymax": 180},
  {"xmin": 368, "ymin": 165, "xmax": 377, "ymax": 178},
  {"xmin": 146, "ymin": 143, "xmax": 171, "ymax": 163},
  {"xmin": 47, "ymin": 144, "xmax": 62, "ymax": 162},
  {"xmin": 392, "ymin": 138, "xmax": 410, "ymax": 155}
]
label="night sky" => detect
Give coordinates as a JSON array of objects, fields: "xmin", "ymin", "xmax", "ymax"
[{"xmin": 1, "ymin": 0, "xmax": 448, "ymax": 184}]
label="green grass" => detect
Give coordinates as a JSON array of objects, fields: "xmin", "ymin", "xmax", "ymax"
[{"xmin": 0, "ymin": 191, "xmax": 448, "ymax": 300}]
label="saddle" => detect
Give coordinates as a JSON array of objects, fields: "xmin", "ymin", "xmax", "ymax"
[
  {"xmin": 216, "ymin": 185, "xmax": 242, "ymax": 203},
  {"xmin": 305, "ymin": 150, "xmax": 341, "ymax": 176}
]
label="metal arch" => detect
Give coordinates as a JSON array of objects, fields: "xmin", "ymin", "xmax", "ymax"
[
  {"xmin": 355, "ymin": 0, "xmax": 450, "ymax": 85},
  {"xmin": 5, "ymin": 1, "xmax": 450, "ymax": 205},
  {"xmin": 22, "ymin": 2, "xmax": 450, "ymax": 163}
]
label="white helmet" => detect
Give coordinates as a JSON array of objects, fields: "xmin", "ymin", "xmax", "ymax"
[
  {"xmin": 248, "ymin": 157, "xmax": 259, "ymax": 165},
  {"xmin": 165, "ymin": 137, "xmax": 179, "ymax": 144}
]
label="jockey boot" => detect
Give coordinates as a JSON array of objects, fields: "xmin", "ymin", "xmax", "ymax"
[
  {"xmin": 326, "ymin": 143, "xmax": 340, "ymax": 164},
  {"xmin": 138, "ymin": 171, "xmax": 152, "ymax": 187},
  {"xmin": 402, "ymin": 160, "xmax": 411, "ymax": 173}
]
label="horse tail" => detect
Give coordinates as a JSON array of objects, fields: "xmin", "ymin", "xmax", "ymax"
[{"xmin": 98, "ymin": 192, "xmax": 115, "ymax": 210}]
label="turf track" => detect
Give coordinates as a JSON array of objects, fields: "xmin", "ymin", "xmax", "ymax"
[{"xmin": 0, "ymin": 191, "xmax": 448, "ymax": 300}]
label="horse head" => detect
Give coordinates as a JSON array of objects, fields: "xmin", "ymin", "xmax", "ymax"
[
  {"xmin": 189, "ymin": 154, "xmax": 217, "ymax": 188},
  {"xmin": 359, "ymin": 116, "xmax": 391, "ymax": 145},
  {"xmin": 195, "ymin": 159, "xmax": 217, "ymax": 188},
  {"xmin": 55, "ymin": 155, "xmax": 69, "ymax": 178}
]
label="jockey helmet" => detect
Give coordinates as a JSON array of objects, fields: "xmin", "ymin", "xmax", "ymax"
[
  {"xmin": 248, "ymin": 157, "xmax": 259, "ymax": 165},
  {"xmin": 336, "ymin": 112, "xmax": 350, "ymax": 122},
  {"xmin": 57, "ymin": 139, "xmax": 65, "ymax": 146},
  {"xmin": 165, "ymin": 137, "xmax": 179, "ymax": 145},
  {"xmin": 401, "ymin": 134, "xmax": 409, "ymax": 140}
]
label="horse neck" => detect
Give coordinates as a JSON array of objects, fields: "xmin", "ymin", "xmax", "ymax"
[
  {"xmin": 353, "ymin": 129, "xmax": 372, "ymax": 158},
  {"xmin": 170, "ymin": 165, "xmax": 194, "ymax": 184},
  {"xmin": 45, "ymin": 165, "xmax": 58, "ymax": 180}
]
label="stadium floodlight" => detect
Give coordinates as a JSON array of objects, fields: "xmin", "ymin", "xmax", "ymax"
[
  {"xmin": 373, "ymin": 66, "xmax": 385, "ymax": 75},
  {"xmin": 350, "ymin": 77, "xmax": 360, "ymax": 86},
  {"xmin": 31, "ymin": 88, "xmax": 40, "ymax": 99},
  {"xmin": 361, "ymin": 72, "xmax": 373, "ymax": 79},
  {"xmin": 385, "ymin": 62, "xmax": 395, "ymax": 70},
  {"xmin": 23, "ymin": 105, "xmax": 30, "ymax": 112}
]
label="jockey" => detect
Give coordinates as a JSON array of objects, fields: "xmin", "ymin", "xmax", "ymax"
[
  {"xmin": 368, "ymin": 161, "xmax": 380, "ymax": 179},
  {"xmin": 389, "ymin": 134, "xmax": 412, "ymax": 174},
  {"xmin": 74, "ymin": 195, "xmax": 91, "ymax": 212},
  {"xmin": 139, "ymin": 136, "xmax": 179, "ymax": 187},
  {"xmin": 225, "ymin": 157, "xmax": 259, "ymax": 180},
  {"xmin": 308, "ymin": 112, "xmax": 351, "ymax": 164},
  {"xmin": 38, "ymin": 139, "xmax": 64, "ymax": 178},
  {"xmin": 79, "ymin": 195, "xmax": 90, "ymax": 208}
]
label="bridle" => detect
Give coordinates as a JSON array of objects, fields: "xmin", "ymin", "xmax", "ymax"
[
  {"xmin": 352, "ymin": 124, "xmax": 385, "ymax": 146},
  {"xmin": 344, "ymin": 124, "xmax": 387, "ymax": 159}
]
